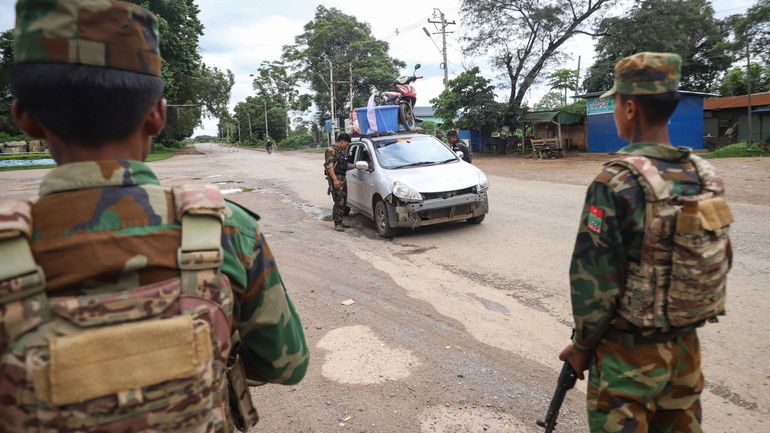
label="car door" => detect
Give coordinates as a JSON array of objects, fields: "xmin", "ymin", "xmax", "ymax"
[
  {"xmin": 352, "ymin": 143, "xmax": 376, "ymax": 216},
  {"xmin": 346, "ymin": 143, "xmax": 364, "ymax": 211}
]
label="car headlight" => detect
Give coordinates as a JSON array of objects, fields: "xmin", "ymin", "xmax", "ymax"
[
  {"xmin": 392, "ymin": 181, "xmax": 423, "ymax": 202},
  {"xmin": 478, "ymin": 171, "xmax": 489, "ymax": 192}
]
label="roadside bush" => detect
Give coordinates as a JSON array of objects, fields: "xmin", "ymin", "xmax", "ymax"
[
  {"xmin": 0, "ymin": 152, "xmax": 50, "ymax": 161},
  {"xmin": 0, "ymin": 132, "xmax": 29, "ymax": 143},
  {"xmin": 704, "ymin": 142, "xmax": 770, "ymax": 158},
  {"xmin": 280, "ymin": 134, "xmax": 313, "ymax": 150}
]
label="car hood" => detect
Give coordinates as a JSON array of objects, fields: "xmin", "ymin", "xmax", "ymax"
[{"xmin": 385, "ymin": 161, "xmax": 483, "ymax": 193}]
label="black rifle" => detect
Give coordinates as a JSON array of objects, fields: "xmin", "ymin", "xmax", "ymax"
[{"xmin": 537, "ymin": 361, "xmax": 578, "ymax": 433}]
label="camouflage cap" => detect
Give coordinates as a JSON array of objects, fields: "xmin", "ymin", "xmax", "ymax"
[
  {"xmin": 14, "ymin": 0, "xmax": 161, "ymax": 77},
  {"xmin": 600, "ymin": 52, "xmax": 682, "ymax": 99}
]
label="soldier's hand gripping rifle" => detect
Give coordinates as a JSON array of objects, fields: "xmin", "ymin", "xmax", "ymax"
[{"xmin": 536, "ymin": 361, "xmax": 578, "ymax": 433}]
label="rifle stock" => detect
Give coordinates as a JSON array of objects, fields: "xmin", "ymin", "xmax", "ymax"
[{"xmin": 536, "ymin": 361, "xmax": 578, "ymax": 433}]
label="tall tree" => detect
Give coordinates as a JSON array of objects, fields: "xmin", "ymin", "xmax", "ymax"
[
  {"xmin": 461, "ymin": 0, "xmax": 614, "ymax": 130},
  {"xmin": 0, "ymin": 29, "xmax": 23, "ymax": 140},
  {"xmin": 548, "ymin": 68, "xmax": 580, "ymax": 105},
  {"xmin": 431, "ymin": 67, "xmax": 504, "ymax": 135},
  {"xmin": 715, "ymin": 65, "xmax": 770, "ymax": 96},
  {"xmin": 283, "ymin": 6, "xmax": 405, "ymax": 125},
  {"xmin": 535, "ymin": 91, "xmax": 566, "ymax": 111},
  {"xmin": 729, "ymin": 0, "xmax": 770, "ymax": 64},
  {"xmin": 583, "ymin": 0, "xmax": 732, "ymax": 93}
]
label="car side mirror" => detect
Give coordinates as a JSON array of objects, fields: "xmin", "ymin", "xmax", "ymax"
[
  {"xmin": 455, "ymin": 151, "xmax": 464, "ymax": 159},
  {"xmin": 355, "ymin": 161, "xmax": 370, "ymax": 171}
]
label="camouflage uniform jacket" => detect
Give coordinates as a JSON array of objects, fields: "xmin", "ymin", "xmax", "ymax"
[
  {"xmin": 28, "ymin": 160, "xmax": 309, "ymax": 384},
  {"xmin": 324, "ymin": 145, "xmax": 348, "ymax": 177},
  {"xmin": 569, "ymin": 142, "xmax": 705, "ymax": 351}
]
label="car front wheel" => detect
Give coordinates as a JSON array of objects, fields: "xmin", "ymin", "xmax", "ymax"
[
  {"xmin": 467, "ymin": 214, "xmax": 485, "ymax": 224},
  {"xmin": 374, "ymin": 199, "xmax": 397, "ymax": 238}
]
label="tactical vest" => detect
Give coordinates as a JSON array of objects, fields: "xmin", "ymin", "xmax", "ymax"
[
  {"xmin": 608, "ymin": 155, "xmax": 733, "ymax": 331},
  {"xmin": 0, "ymin": 185, "xmax": 258, "ymax": 433}
]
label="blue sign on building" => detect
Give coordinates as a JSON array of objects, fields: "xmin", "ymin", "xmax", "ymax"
[{"xmin": 581, "ymin": 91, "xmax": 711, "ymax": 153}]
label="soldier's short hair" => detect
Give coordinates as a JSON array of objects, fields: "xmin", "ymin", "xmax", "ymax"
[
  {"xmin": 446, "ymin": 130, "xmax": 458, "ymax": 138},
  {"xmin": 11, "ymin": 64, "xmax": 164, "ymax": 147},
  {"xmin": 336, "ymin": 133, "xmax": 351, "ymax": 143},
  {"xmin": 620, "ymin": 91, "xmax": 681, "ymax": 125}
]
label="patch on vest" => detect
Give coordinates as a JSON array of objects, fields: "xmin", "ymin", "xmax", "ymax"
[{"xmin": 587, "ymin": 205, "xmax": 604, "ymax": 233}]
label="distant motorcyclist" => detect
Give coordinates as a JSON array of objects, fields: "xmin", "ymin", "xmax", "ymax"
[
  {"xmin": 266, "ymin": 139, "xmax": 275, "ymax": 154},
  {"xmin": 447, "ymin": 130, "xmax": 472, "ymax": 164}
]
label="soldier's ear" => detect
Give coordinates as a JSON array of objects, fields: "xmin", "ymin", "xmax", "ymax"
[
  {"xmin": 11, "ymin": 100, "xmax": 45, "ymax": 139},
  {"xmin": 143, "ymin": 98, "xmax": 167, "ymax": 137},
  {"xmin": 623, "ymin": 97, "xmax": 639, "ymax": 122}
]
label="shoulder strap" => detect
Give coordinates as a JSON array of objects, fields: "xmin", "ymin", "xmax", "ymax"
[
  {"xmin": 689, "ymin": 154, "xmax": 724, "ymax": 195},
  {"xmin": 0, "ymin": 200, "xmax": 46, "ymax": 305},
  {"xmin": 605, "ymin": 155, "xmax": 671, "ymax": 202},
  {"xmin": 172, "ymin": 185, "xmax": 227, "ymax": 276}
]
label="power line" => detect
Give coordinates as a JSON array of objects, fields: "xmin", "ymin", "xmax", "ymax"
[{"xmin": 427, "ymin": 8, "xmax": 456, "ymax": 92}]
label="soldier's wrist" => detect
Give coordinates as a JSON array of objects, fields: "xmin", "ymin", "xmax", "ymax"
[{"xmin": 572, "ymin": 341, "xmax": 592, "ymax": 353}]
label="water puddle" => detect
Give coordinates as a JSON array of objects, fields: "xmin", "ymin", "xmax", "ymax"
[{"xmin": 0, "ymin": 158, "xmax": 55, "ymax": 167}]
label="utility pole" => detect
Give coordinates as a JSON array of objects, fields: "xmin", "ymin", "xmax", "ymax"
[
  {"xmin": 263, "ymin": 99, "xmax": 269, "ymax": 139},
  {"xmin": 428, "ymin": 8, "xmax": 455, "ymax": 91},
  {"xmin": 246, "ymin": 112, "xmax": 252, "ymax": 142},
  {"xmin": 327, "ymin": 58, "xmax": 336, "ymax": 142},
  {"xmin": 349, "ymin": 62, "xmax": 354, "ymax": 116},
  {"xmin": 575, "ymin": 56, "xmax": 582, "ymax": 99},
  {"xmin": 237, "ymin": 119, "xmax": 241, "ymax": 144},
  {"xmin": 747, "ymin": 39, "xmax": 753, "ymax": 145}
]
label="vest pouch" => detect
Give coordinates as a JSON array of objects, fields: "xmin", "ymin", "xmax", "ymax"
[
  {"xmin": 227, "ymin": 353, "xmax": 259, "ymax": 431},
  {"xmin": 618, "ymin": 262, "xmax": 657, "ymax": 328},
  {"xmin": 27, "ymin": 316, "xmax": 220, "ymax": 432},
  {"xmin": 51, "ymin": 278, "xmax": 181, "ymax": 328}
]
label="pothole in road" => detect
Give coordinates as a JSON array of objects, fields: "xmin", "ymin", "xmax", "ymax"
[
  {"xmin": 420, "ymin": 406, "xmax": 531, "ymax": 433},
  {"xmin": 316, "ymin": 325, "xmax": 420, "ymax": 385}
]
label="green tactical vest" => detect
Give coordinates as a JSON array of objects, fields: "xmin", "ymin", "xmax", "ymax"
[
  {"xmin": 0, "ymin": 184, "xmax": 258, "ymax": 433},
  {"xmin": 608, "ymin": 154, "xmax": 733, "ymax": 331}
]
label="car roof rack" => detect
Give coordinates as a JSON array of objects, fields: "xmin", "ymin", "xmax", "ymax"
[{"xmin": 352, "ymin": 128, "xmax": 427, "ymax": 139}]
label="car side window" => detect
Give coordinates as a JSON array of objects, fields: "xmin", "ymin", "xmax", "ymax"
[{"xmin": 347, "ymin": 144, "xmax": 360, "ymax": 165}]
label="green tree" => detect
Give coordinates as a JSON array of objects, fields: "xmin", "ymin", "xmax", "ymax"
[
  {"xmin": 283, "ymin": 6, "xmax": 405, "ymax": 125},
  {"xmin": 233, "ymin": 96, "xmax": 288, "ymax": 144},
  {"xmin": 716, "ymin": 65, "xmax": 770, "ymax": 96},
  {"xmin": 729, "ymin": 0, "xmax": 770, "ymax": 64},
  {"xmin": 535, "ymin": 91, "xmax": 565, "ymax": 111},
  {"xmin": 584, "ymin": 0, "xmax": 732, "ymax": 93},
  {"xmin": 0, "ymin": 29, "xmax": 24, "ymax": 140},
  {"xmin": 431, "ymin": 67, "xmax": 504, "ymax": 138},
  {"xmin": 461, "ymin": 0, "xmax": 613, "ymax": 129},
  {"xmin": 548, "ymin": 69, "xmax": 580, "ymax": 105}
]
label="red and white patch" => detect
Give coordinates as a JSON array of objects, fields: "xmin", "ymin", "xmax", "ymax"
[{"xmin": 587, "ymin": 205, "xmax": 604, "ymax": 234}]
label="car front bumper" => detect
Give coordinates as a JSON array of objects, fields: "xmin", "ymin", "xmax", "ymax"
[{"xmin": 390, "ymin": 192, "xmax": 489, "ymax": 228}]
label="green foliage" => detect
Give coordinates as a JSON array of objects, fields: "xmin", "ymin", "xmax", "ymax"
[
  {"xmin": 280, "ymin": 134, "xmax": 314, "ymax": 150},
  {"xmin": 715, "ymin": 65, "xmax": 770, "ymax": 96},
  {"xmin": 419, "ymin": 120, "xmax": 438, "ymax": 135},
  {"xmin": 548, "ymin": 69, "xmax": 580, "ymax": 104},
  {"xmin": 0, "ymin": 153, "xmax": 50, "ymax": 161},
  {"xmin": 729, "ymin": 0, "xmax": 770, "ymax": 64},
  {"xmin": 556, "ymin": 99, "xmax": 587, "ymax": 115},
  {"xmin": 584, "ymin": 0, "xmax": 732, "ymax": 93},
  {"xmin": 535, "ymin": 91, "xmax": 564, "ymax": 111},
  {"xmin": 0, "ymin": 132, "xmax": 29, "ymax": 143},
  {"xmin": 461, "ymin": 0, "xmax": 613, "ymax": 128},
  {"xmin": 703, "ymin": 142, "xmax": 770, "ymax": 158},
  {"xmin": 431, "ymin": 67, "xmax": 503, "ymax": 132},
  {"xmin": 0, "ymin": 29, "xmax": 23, "ymax": 139},
  {"xmin": 283, "ymin": 6, "xmax": 405, "ymax": 124}
]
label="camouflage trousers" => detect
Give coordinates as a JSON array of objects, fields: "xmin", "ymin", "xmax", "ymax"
[
  {"xmin": 587, "ymin": 332, "xmax": 703, "ymax": 433},
  {"xmin": 328, "ymin": 177, "xmax": 347, "ymax": 224}
]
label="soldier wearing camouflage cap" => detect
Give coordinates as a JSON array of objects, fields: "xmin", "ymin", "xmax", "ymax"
[
  {"xmin": 0, "ymin": 1, "xmax": 308, "ymax": 432},
  {"xmin": 558, "ymin": 52, "xmax": 733, "ymax": 432}
]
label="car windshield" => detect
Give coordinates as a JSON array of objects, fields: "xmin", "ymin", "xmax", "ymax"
[{"xmin": 373, "ymin": 135, "xmax": 459, "ymax": 169}]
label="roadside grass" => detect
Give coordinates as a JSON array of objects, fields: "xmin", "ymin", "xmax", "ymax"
[
  {"xmin": 0, "ymin": 153, "xmax": 51, "ymax": 161},
  {"xmin": 704, "ymin": 142, "xmax": 770, "ymax": 159},
  {"xmin": 0, "ymin": 149, "xmax": 179, "ymax": 172}
]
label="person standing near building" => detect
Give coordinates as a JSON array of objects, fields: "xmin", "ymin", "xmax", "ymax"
[
  {"xmin": 0, "ymin": 1, "xmax": 308, "ymax": 431},
  {"xmin": 324, "ymin": 133, "xmax": 353, "ymax": 231},
  {"xmin": 559, "ymin": 52, "xmax": 733, "ymax": 432},
  {"xmin": 447, "ymin": 130, "xmax": 472, "ymax": 163}
]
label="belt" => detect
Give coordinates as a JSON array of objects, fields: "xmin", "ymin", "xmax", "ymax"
[{"xmin": 603, "ymin": 327, "xmax": 694, "ymax": 348}]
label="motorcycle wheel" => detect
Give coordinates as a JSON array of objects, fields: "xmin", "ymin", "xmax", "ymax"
[{"xmin": 399, "ymin": 104, "xmax": 416, "ymax": 131}]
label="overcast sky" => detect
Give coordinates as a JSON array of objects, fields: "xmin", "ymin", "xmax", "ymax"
[{"xmin": 0, "ymin": 0, "xmax": 760, "ymax": 136}]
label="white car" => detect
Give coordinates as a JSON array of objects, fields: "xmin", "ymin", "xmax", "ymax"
[{"xmin": 345, "ymin": 133, "xmax": 489, "ymax": 237}]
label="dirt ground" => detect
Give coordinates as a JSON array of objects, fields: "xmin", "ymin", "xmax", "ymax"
[{"xmin": 474, "ymin": 152, "xmax": 770, "ymax": 205}]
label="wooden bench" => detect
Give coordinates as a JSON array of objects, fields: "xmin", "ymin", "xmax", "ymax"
[{"xmin": 528, "ymin": 138, "xmax": 564, "ymax": 159}]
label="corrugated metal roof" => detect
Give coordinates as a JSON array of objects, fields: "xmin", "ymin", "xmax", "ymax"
[
  {"xmin": 704, "ymin": 93, "xmax": 770, "ymax": 110},
  {"xmin": 520, "ymin": 111, "xmax": 584, "ymax": 125}
]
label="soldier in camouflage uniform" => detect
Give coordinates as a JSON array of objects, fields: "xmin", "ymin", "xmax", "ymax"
[
  {"xmin": 324, "ymin": 132, "xmax": 353, "ymax": 232},
  {"xmin": 0, "ymin": 1, "xmax": 308, "ymax": 432},
  {"xmin": 559, "ymin": 52, "xmax": 733, "ymax": 433}
]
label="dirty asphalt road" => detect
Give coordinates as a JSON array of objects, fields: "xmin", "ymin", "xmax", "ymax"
[{"xmin": 1, "ymin": 143, "xmax": 767, "ymax": 433}]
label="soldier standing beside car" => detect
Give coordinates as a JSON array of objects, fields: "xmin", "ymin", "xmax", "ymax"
[
  {"xmin": 447, "ymin": 130, "xmax": 472, "ymax": 163},
  {"xmin": 558, "ymin": 52, "xmax": 733, "ymax": 433},
  {"xmin": 0, "ymin": 1, "xmax": 308, "ymax": 431},
  {"xmin": 325, "ymin": 132, "xmax": 354, "ymax": 231}
]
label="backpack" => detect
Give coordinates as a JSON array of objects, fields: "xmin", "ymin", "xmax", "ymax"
[
  {"xmin": 608, "ymin": 154, "xmax": 733, "ymax": 331},
  {"xmin": 0, "ymin": 185, "xmax": 257, "ymax": 433}
]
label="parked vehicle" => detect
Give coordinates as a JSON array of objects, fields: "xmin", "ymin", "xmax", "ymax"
[
  {"xmin": 377, "ymin": 64, "xmax": 422, "ymax": 131},
  {"xmin": 345, "ymin": 132, "xmax": 489, "ymax": 238}
]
